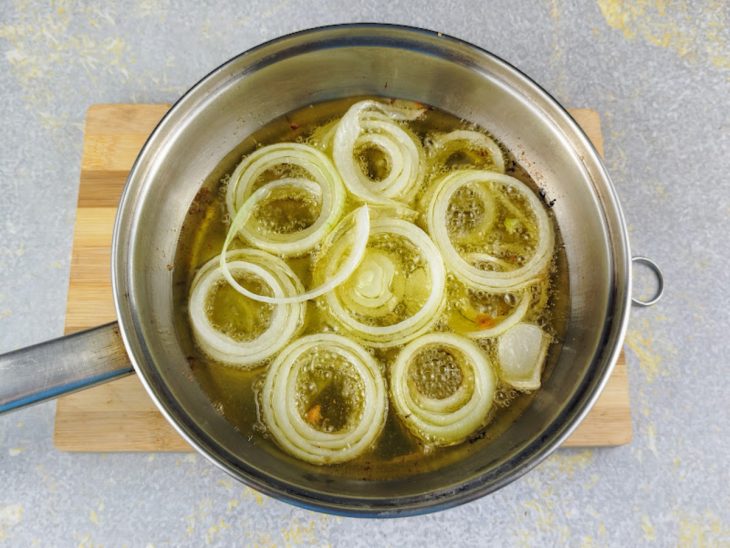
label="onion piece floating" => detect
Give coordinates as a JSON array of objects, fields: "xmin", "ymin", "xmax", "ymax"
[
  {"xmin": 427, "ymin": 170, "xmax": 554, "ymax": 293},
  {"xmin": 390, "ymin": 333, "xmax": 496, "ymax": 446},
  {"xmin": 225, "ymin": 142, "xmax": 346, "ymax": 257},
  {"xmin": 188, "ymin": 250, "xmax": 305, "ymax": 368},
  {"xmin": 220, "ymin": 206, "xmax": 370, "ymax": 305},
  {"xmin": 333, "ymin": 100, "xmax": 425, "ymax": 208},
  {"xmin": 339, "ymin": 250, "xmax": 404, "ymax": 318},
  {"xmin": 317, "ymin": 217, "xmax": 446, "ymax": 348},
  {"xmin": 261, "ymin": 334, "xmax": 387, "ymax": 465},
  {"xmin": 429, "ymin": 129, "xmax": 506, "ymax": 173},
  {"xmin": 497, "ymin": 322, "xmax": 550, "ymax": 391},
  {"xmin": 463, "ymin": 291, "xmax": 530, "ymax": 339}
]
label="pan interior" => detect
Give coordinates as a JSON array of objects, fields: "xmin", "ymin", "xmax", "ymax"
[{"xmin": 114, "ymin": 25, "xmax": 629, "ymax": 514}]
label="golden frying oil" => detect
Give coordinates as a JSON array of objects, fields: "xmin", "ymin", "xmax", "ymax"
[{"xmin": 173, "ymin": 96, "xmax": 569, "ymax": 478}]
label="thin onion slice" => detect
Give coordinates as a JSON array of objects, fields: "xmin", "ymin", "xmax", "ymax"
[
  {"xmin": 261, "ymin": 334, "xmax": 387, "ymax": 465},
  {"xmin": 319, "ymin": 218, "xmax": 446, "ymax": 348},
  {"xmin": 430, "ymin": 129, "xmax": 506, "ymax": 173},
  {"xmin": 463, "ymin": 291, "xmax": 530, "ymax": 339},
  {"xmin": 427, "ymin": 170, "xmax": 554, "ymax": 293},
  {"xmin": 220, "ymin": 206, "xmax": 370, "ymax": 304},
  {"xmin": 333, "ymin": 100, "xmax": 425, "ymax": 208},
  {"xmin": 497, "ymin": 322, "xmax": 550, "ymax": 391},
  {"xmin": 188, "ymin": 250, "xmax": 305, "ymax": 368},
  {"xmin": 390, "ymin": 333, "xmax": 496, "ymax": 446},
  {"xmin": 225, "ymin": 142, "xmax": 346, "ymax": 257},
  {"xmin": 340, "ymin": 250, "xmax": 403, "ymax": 317}
]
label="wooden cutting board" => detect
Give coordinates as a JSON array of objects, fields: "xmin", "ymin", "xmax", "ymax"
[{"xmin": 54, "ymin": 104, "xmax": 631, "ymax": 451}]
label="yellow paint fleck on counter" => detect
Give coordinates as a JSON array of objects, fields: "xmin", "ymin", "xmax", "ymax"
[
  {"xmin": 521, "ymin": 498, "xmax": 556, "ymax": 531},
  {"xmin": 627, "ymin": 319, "xmax": 665, "ymax": 383},
  {"xmin": 281, "ymin": 517, "xmax": 317, "ymax": 546},
  {"xmin": 675, "ymin": 509, "xmax": 729, "ymax": 546},
  {"xmin": 216, "ymin": 478, "xmax": 234, "ymax": 490},
  {"xmin": 135, "ymin": 0, "xmax": 171, "ymax": 20},
  {"xmin": 546, "ymin": 449, "xmax": 595, "ymax": 478},
  {"xmin": 0, "ymin": 504, "xmax": 24, "ymax": 542},
  {"xmin": 642, "ymin": 514, "xmax": 657, "ymax": 541},
  {"xmin": 184, "ymin": 498, "xmax": 213, "ymax": 537},
  {"xmin": 584, "ymin": 473, "xmax": 600, "ymax": 489},
  {"xmin": 514, "ymin": 454, "xmax": 599, "ymax": 542},
  {"xmin": 254, "ymin": 532, "xmax": 277, "ymax": 548},
  {"xmin": 596, "ymin": 0, "xmax": 730, "ymax": 71},
  {"xmin": 88, "ymin": 502, "xmax": 105, "ymax": 527},
  {"xmin": 242, "ymin": 487, "xmax": 265, "ymax": 507},
  {"xmin": 205, "ymin": 518, "xmax": 230, "ymax": 545},
  {"xmin": 646, "ymin": 423, "xmax": 658, "ymax": 456},
  {"xmin": 34, "ymin": 464, "xmax": 59, "ymax": 493},
  {"xmin": 548, "ymin": 0, "xmax": 569, "ymax": 100},
  {"xmin": 0, "ymin": 3, "xmax": 130, "ymax": 127}
]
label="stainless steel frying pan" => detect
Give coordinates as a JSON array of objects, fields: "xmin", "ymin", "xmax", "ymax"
[{"xmin": 0, "ymin": 24, "xmax": 662, "ymax": 516}]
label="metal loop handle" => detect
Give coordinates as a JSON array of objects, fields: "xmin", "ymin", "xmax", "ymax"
[{"xmin": 631, "ymin": 256, "xmax": 664, "ymax": 307}]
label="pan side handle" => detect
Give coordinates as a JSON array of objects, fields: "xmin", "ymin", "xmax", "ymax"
[{"xmin": 0, "ymin": 322, "xmax": 133, "ymax": 414}]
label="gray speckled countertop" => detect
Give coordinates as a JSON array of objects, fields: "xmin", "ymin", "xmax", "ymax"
[{"xmin": 1, "ymin": 1, "xmax": 728, "ymax": 546}]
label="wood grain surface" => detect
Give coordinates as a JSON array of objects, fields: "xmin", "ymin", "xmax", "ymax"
[{"xmin": 54, "ymin": 104, "xmax": 631, "ymax": 451}]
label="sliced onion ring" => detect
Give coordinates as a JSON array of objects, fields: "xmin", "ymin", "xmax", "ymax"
[
  {"xmin": 261, "ymin": 334, "xmax": 387, "ymax": 465},
  {"xmin": 390, "ymin": 333, "xmax": 496, "ymax": 446},
  {"xmin": 220, "ymin": 206, "xmax": 370, "ymax": 304},
  {"xmin": 225, "ymin": 142, "xmax": 346, "ymax": 257},
  {"xmin": 430, "ymin": 129, "xmax": 505, "ymax": 173},
  {"xmin": 321, "ymin": 218, "xmax": 446, "ymax": 348},
  {"xmin": 427, "ymin": 170, "xmax": 554, "ymax": 293},
  {"xmin": 333, "ymin": 100, "xmax": 425, "ymax": 208},
  {"xmin": 188, "ymin": 250, "xmax": 305, "ymax": 368}
]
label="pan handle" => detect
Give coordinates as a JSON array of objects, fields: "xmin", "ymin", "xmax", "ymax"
[
  {"xmin": 631, "ymin": 256, "xmax": 664, "ymax": 307},
  {"xmin": 0, "ymin": 322, "xmax": 133, "ymax": 414}
]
